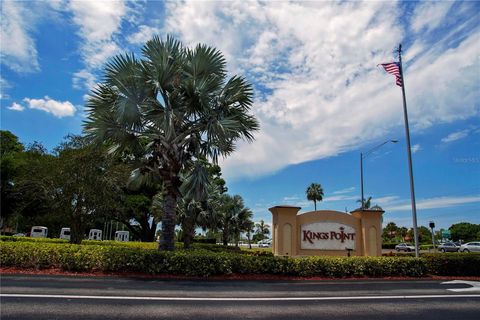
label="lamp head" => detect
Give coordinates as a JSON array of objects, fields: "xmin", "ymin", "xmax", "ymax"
[{"xmin": 391, "ymin": 140, "xmax": 398, "ymax": 143}]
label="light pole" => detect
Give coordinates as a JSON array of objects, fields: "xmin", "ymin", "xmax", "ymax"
[{"xmin": 360, "ymin": 140, "xmax": 398, "ymax": 209}]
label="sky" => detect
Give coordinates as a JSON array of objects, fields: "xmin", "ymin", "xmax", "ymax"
[{"xmin": 1, "ymin": 0, "xmax": 479, "ymax": 231}]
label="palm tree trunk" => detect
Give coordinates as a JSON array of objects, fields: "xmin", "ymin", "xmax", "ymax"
[
  {"xmin": 182, "ymin": 217, "xmax": 195, "ymax": 249},
  {"xmin": 222, "ymin": 228, "xmax": 229, "ymax": 246},
  {"xmin": 159, "ymin": 191, "xmax": 177, "ymax": 251},
  {"xmin": 314, "ymin": 200, "xmax": 317, "ymax": 211}
]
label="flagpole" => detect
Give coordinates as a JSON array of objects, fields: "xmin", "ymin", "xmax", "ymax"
[{"xmin": 397, "ymin": 44, "xmax": 420, "ymax": 258}]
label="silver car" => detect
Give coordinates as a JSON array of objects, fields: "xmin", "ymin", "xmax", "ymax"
[
  {"xmin": 437, "ymin": 242, "xmax": 459, "ymax": 253},
  {"xmin": 395, "ymin": 243, "xmax": 416, "ymax": 252},
  {"xmin": 459, "ymin": 242, "xmax": 480, "ymax": 253}
]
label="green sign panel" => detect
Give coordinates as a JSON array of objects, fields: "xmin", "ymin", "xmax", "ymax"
[{"xmin": 441, "ymin": 230, "xmax": 451, "ymax": 238}]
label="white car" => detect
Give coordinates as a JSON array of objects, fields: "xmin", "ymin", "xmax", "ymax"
[
  {"xmin": 459, "ymin": 242, "xmax": 480, "ymax": 253},
  {"xmin": 258, "ymin": 239, "xmax": 272, "ymax": 248}
]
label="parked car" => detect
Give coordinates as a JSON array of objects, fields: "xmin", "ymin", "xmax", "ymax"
[
  {"xmin": 395, "ymin": 243, "xmax": 416, "ymax": 252},
  {"xmin": 437, "ymin": 242, "xmax": 459, "ymax": 253},
  {"xmin": 30, "ymin": 226, "xmax": 48, "ymax": 238},
  {"xmin": 13, "ymin": 233, "xmax": 26, "ymax": 237},
  {"xmin": 59, "ymin": 227, "xmax": 71, "ymax": 241},
  {"xmin": 258, "ymin": 239, "xmax": 272, "ymax": 248},
  {"xmin": 459, "ymin": 242, "xmax": 480, "ymax": 253}
]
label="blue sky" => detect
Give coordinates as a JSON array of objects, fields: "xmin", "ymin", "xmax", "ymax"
[{"xmin": 1, "ymin": 1, "xmax": 479, "ymax": 231}]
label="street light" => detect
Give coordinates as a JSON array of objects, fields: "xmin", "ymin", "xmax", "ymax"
[{"xmin": 360, "ymin": 140, "xmax": 398, "ymax": 209}]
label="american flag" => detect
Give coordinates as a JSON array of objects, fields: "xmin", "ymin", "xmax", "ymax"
[{"xmin": 380, "ymin": 62, "xmax": 402, "ymax": 87}]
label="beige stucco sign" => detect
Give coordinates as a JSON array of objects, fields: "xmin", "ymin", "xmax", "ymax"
[
  {"xmin": 301, "ymin": 222, "xmax": 356, "ymax": 250},
  {"xmin": 269, "ymin": 206, "xmax": 384, "ymax": 257}
]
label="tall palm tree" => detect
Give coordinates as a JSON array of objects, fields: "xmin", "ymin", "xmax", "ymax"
[
  {"xmin": 306, "ymin": 183, "xmax": 324, "ymax": 211},
  {"xmin": 84, "ymin": 36, "xmax": 259, "ymax": 251}
]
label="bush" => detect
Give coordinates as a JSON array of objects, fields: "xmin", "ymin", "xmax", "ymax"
[
  {"xmin": 0, "ymin": 236, "xmax": 68, "ymax": 244},
  {"xmin": 1, "ymin": 241, "xmax": 477, "ymax": 277},
  {"xmin": 192, "ymin": 238, "xmax": 217, "ymax": 244},
  {"xmin": 423, "ymin": 253, "xmax": 480, "ymax": 276}
]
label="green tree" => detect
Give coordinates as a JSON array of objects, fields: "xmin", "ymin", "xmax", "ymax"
[
  {"xmin": 116, "ymin": 193, "xmax": 160, "ymax": 242},
  {"xmin": 1, "ymin": 131, "xmax": 25, "ymax": 226},
  {"xmin": 2, "ymin": 140, "xmax": 57, "ymax": 233},
  {"xmin": 418, "ymin": 226, "xmax": 432, "ymax": 244},
  {"xmin": 306, "ymin": 183, "xmax": 324, "ymax": 211},
  {"xmin": 382, "ymin": 222, "xmax": 398, "ymax": 241},
  {"xmin": 253, "ymin": 219, "xmax": 270, "ymax": 242},
  {"xmin": 52, "ymin": 135, "xmax": 124, "ymax": 244},
  {"xmin": 84, "ymin": 36, "xmax": 259, "ymax": 251},
  {"xmin": 0, "ymin": 130, "xmax": 24, "ymax": 156},
  {"xmin": 449, "ymin": 222, "xmax": 480, "ymax": 242},
  {"xmin": 398, "ymin": 227, "xmax": 408, "ymax": 241},
  {"xmin": 245, "ymin": 220, "xmax": 255, "ymax": 249}
]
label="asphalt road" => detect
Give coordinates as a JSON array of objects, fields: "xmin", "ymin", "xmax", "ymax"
[{"xmin": 1, "ymin": 275, "xmax": 479, "ymax": 320}]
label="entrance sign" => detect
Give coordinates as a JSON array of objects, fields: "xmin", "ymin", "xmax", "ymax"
[
  {"xmin": 270, "ymin": 206, "xmax": 384, "ymax": 257},
  {"xmin": 301, "ymin": 222, "xmax": 356, "ymax": 250}
]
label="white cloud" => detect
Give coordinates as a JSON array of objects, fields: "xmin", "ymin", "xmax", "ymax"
[
  {"xmin": 410, "ymin": 2, "xmax": 453, "ymax": 33},
  {"xmin": 323, "ymin": 195, "xmax": 358, "ymax": 202},
  {"xmin": 0, "ymin": 77, "xmax": 11, "ymax": 99},
  {"xmin": 8, "ymin": 102, "xmax": 25, "ymax": 111},
  {"xmin": 127, "ymin": 25, "xmax": 161, "ymax": 44},
  {"xmin": 374, "ymin": 195, "xmax": 401, "ymax": 206},
  {"xmin": 160, "ymin": 2, "xmax": 479, "ymax": 180},
  {"xmin": 332, "ymin": 187, "xmax": 356, "ymax": 195},
  {"xmin": 72, "ymin": 69, "xmax": 97, "ymax": 90},
  {"xmin": 411, "ymin": 144, "xmax": 422, "ymax": 154},
  {"xmin": 23, "ymin": 96, "xmax": 76, "ymax": 118},
  {"xmin": 82, "ymin": 41, "xmax": 120, "ymax": 69},
  {"xmin": 283, "ymin": 195, "xmax": 300, "ymax": 201},
  {"xmin": 441, "ymin": 130, "xmax": 469, "ymax": 144},
  {"xmin": 388, "ymin": 195, "xmax": 480, "ymax": 212},
  {"xmin": 69, "ymin": 0, "xmax": 127, "ymax": 43},
  {"xmin": 0, "ymin": 1, "xmax": 39, "ymax": 72},
  {"xmin": 68, "ymin": 0, "xmax": 135, "ymax": 89}
]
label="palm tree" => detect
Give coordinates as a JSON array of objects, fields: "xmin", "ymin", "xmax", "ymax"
[
  {"xmin": 84, "ymin": 36, "xmax": 259, "ymax": 251},
  {"xmin": 211, "ymin": 193, "xmax": 252, "ymax": 246},
  {"xmin": 229, "ymin": 196, "xmax": 253, "ymax": 247},
  {"xmin": 245, "ymin": 220, "xmax": 255, "ymax": 249},
  {"xmin": 357, "ymin": 196, "xmax": 372, "ymax": 209},
  {"xmin": 255, "ymin": 220, "xmax": 270, "ymax": 239},
  {"xmin": 306, "ymin": 183, "xmax": 324, "ymax": 211}
]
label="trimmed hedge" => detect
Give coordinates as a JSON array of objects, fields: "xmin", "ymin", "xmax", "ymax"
[
  {"xmin": 1, "ymin": 240, "xmax": 477, "ymax": 277},
  {"xmin": 0, "ymin": 236, "xmax": 69, "ymax": 244},
  {"xmin": 423, "ymin": 253, "xmax": 480, "ymax": 276}
]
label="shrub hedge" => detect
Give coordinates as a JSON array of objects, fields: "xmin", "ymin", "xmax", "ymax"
[{"xmin": 3, "ymin": 241, "xmax": 477, "ymax": 278}]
